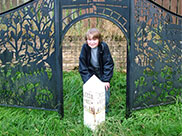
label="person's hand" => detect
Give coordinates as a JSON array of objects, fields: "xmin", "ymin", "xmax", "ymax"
[{"xmin": 103, "ymin": 82, "xmax": 110, "ymax": 91}]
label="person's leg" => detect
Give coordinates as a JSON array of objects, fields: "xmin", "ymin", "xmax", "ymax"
[{"xmin": 105, "ymin": 88, "xmax": 110, "ymax": 113}]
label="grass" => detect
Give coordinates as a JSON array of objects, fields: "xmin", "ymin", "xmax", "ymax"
[{"xmin": 0, "ymin": 71, "xmax": 182, "ymax": 136}]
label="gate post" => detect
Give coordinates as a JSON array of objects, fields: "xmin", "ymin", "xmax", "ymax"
[
  {"xmin": 55, "ymin": 0, "xmax": 64, "ymax": 117},
  {"xmin": 126, "ymin": 0, "xmax": 135, "ymax": 118}
]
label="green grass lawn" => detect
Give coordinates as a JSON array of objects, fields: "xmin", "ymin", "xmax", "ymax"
[{"xmin": 0, "ymin": 71, "xmax": 182, "ymax": 136}]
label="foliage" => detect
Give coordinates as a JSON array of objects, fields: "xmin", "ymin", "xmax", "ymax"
[
  {"xmin": 0, "ymin": 64, "xmax": 54, "ymax": 107},
  {"xmin": 64, "ymin": 17, "xmax": 125, "ymax": 40},
  {"xmin": 0, "ymin": 71, "xmax": 182, "ymax": 136}
]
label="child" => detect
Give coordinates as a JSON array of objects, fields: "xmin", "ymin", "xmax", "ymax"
[{"xmin": 79, "ymin": 28, "xmax": 114, "ymax": 113}]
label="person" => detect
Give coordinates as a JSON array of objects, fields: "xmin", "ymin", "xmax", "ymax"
[{"xmin": 79, "ymin": 28, "xmax": 114, "ymax": 113}]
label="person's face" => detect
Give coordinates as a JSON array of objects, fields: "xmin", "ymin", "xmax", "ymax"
[{"xmin": 87, "ymin": 35, "xmax": 99, "ymax": 48}]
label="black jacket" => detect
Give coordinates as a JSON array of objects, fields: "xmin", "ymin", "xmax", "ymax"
[{"xmin": 79, "ymin": 42, "xmax": 114, "ymax": 83}]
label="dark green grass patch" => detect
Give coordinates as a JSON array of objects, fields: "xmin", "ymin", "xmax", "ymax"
[{"xmin": 0, "ymin": 71, "xmax": 182, "ymax": 136}]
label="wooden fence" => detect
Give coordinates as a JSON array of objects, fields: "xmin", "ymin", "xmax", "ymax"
[
  {"xmin": 153, "ymin": 0, "xmax": 182, "ymax": 16},
  {"xmin": 0, "ymin": 0, "xmax": 29, "ymax": 13},
  {"xmin": 0, "ymin": 0, "xmax": 182, "ymax": 16}
]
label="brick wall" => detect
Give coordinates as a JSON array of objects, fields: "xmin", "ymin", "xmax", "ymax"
[{"xmin": 62, "ymin": 36, "xmax": 127, "ymax": 71}]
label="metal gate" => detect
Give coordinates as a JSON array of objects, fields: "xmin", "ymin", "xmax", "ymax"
[
  {"xmin": 128, "ymin": 0, "xmax": 182, "ymax": 114},
  {"xmin": 0, "ymin": 0, "xmax": 181, "ymax": 117},
  {"xmin": 0, "ymin": 0, "xmax": 63, "ymax": 114}
]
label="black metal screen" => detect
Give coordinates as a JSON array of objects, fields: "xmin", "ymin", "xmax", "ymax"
[
  {"xmin": 0, "ymin": 0, "xmax": 62, "ymax": 114},
  {"xmin": 61, "ymin": 0, "xmax": 129, "ymax": 37},
  {"xmin": 128, "ymin": 0, "xmax": 182, "ymax": 112},
  {"xmin": 0, "ymin": 0, "xmax": 181, "ymax": 117}
]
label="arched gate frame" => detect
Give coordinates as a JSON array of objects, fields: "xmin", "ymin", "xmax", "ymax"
[{"xmin": 0, "ymin": 0, "xmax": 181, "ymax": 117}]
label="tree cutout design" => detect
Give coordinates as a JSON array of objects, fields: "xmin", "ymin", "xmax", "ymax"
[
  {"xmin": 0, "ymin": 0, "xmax": 58, "ymax": 110},
  {"xmin": 133, "ymin": 0, "xmax": 182, "ymax": 109}
]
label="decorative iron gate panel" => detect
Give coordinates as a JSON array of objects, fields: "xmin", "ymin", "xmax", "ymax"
[
  {"xmin": 0, "ymin": 0, "xmax": 181, "ymax": 117},
  {"xmin": 129, "ymin": 0, "xmax": 182, "ymax": 112},
  {"xmin": 61, "ymin": 0, "xmax": 130, "ymax": 38},
  {"xmin": 0, "ymin": 0, "xmax": 62, "ymax": 114}
]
